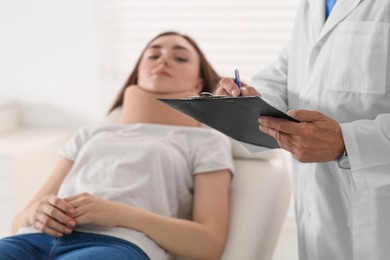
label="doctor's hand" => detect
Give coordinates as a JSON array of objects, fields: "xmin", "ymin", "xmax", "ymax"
[
  {"xmin": 259, "ymin": 110, "xmax": 345, "ymax": 163},
  {"xmin": 216, "ymin": 78, "xmax": 260, "ymax": 97}
]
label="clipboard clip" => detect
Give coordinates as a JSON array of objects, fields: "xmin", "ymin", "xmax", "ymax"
[{"xmin": 187, "ymin": 92, "xmax": 228, "ymax": 100}]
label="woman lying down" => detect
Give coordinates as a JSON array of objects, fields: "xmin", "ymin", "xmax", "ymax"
[{"xmin": 0, "ymin": 31, "xmax": 234, "ymax": 260}]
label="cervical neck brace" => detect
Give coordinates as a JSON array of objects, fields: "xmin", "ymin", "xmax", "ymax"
[{"xmin": 120, "ymin": 86, "xmax": 200, "ymax": 127}]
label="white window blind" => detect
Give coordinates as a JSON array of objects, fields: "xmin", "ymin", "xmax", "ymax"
[{"xmin": 98, "ymin": 0, "xmax": 300, "ymax": 104}]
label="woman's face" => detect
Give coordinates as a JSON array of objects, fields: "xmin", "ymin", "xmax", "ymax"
[{"xmin": 137, "ymin": 35, "xmax": 203, "ymax": 94}]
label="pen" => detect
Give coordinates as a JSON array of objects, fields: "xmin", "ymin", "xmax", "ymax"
[
  {"xmin": 234, "ymin": 69, "xmax": 242, "ymax": 96},
  {"xmin": 234, "ymin": 69, "xmax": 241, "ymax": 88}
]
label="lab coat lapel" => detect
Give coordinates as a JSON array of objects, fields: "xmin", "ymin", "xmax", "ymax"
[
  {"xmin": 318, "ymin": 0, "xmax": 363, "ymax": 41},
  {"xmin": 307, "ymin": 0, "xmax": 326, "ymax": 38}
]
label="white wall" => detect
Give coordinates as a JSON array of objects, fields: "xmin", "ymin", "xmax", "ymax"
[{"xmin": 0, "ymin": 0, "xmax": 102, "ymax": 127}]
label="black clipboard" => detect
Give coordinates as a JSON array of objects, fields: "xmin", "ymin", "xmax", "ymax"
[{"xmin": 158, "ymin": 95, "xmax": 299, "ymax": 149}]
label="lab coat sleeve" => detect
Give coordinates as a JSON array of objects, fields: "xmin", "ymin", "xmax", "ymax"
[
  {"xmin": 249, "ymin": 45, "xmax": 289, "ymax": 112},
  {"xmin": 340, "ymin": 114, "xmax": 390, "ymax": 191}
]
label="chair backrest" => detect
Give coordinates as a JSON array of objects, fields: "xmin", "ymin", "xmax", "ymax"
[{"xmin": 105, "ymin": 108, "xmax": 291, "ymax": 260}]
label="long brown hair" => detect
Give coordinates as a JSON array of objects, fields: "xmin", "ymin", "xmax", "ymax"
[{"xmin": 108, "ymin": 31, "xmax": 220, "ymax": 113}]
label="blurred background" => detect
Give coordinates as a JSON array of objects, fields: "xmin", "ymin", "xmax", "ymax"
[{"xmin": 0, "ymin": 0, "xmax": 299, "ymax": 259}]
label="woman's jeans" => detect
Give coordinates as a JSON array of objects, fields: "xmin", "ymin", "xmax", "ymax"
[{"xmin": 0, "ymin": 231, "xmax": 150, "ymax": 260}]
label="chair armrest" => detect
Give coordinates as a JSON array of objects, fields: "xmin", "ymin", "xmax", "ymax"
[{"xmin": 220, "ymin": 157, "xmax": 291, "ymax": 260}]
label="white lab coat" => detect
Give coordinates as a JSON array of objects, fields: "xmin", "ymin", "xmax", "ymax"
[{"xmin": 251, "ymin": 0, "xmax": 390, "ymax": 259}]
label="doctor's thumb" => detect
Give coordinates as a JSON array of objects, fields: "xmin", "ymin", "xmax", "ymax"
[{"xmin": 287, "ymin": 109, "xmax": 321, "ymax": 122}]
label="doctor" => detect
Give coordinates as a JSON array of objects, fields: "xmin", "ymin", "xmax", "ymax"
[{"xmin": 217, "ymin": 0, "xmax": 390, "ymax": 259}]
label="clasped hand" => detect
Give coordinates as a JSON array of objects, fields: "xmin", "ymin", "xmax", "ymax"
[
  {"xmin": 216, "ymin": 78, "xmax": 345, "ymax": 163},
  {"xmin": 28, "ymin": 193, "xmax": 120, "ymax": 237}
]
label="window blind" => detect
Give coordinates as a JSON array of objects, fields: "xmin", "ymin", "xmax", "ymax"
[{"xmin": 98, "ymin": 0, "xmax": 300, "ymax": 101}]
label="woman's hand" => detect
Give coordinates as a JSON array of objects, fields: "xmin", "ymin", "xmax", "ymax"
[
  {"xmin": 215, "ymin": 78, "xmax": 260, "ymax": 97},
  {"xmin": 27, "ymin": 194, "xmax": 76, "ymax": 237},
  {"xmin": 65, "ymin": 193, "xmax": 121, "ymax": 227}
]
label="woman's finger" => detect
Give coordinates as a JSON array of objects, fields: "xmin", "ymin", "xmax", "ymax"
[
  {"xmin": 46, "ymin": 194, "xmax": 75, "ymax": 214},
  {"xmin": 34, "ymin": 220, "xmax": 64, "ymax": 237},
  {"xmin": 40, "ymin": 203, "xmax": 76, "ymax": 228},
  {"xmin": 34, "ymin": 212, "xmax": 72, "ymax": 237}
]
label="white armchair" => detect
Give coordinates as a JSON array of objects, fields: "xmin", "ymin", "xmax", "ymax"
[{"xmin": 105, "ymin": 108, "xmax": 292, "ymax": 260}]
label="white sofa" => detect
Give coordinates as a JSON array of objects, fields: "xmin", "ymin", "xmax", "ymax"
[{"xmin": 0, "ymin": 102, "xmax": 292, "ymax": 259}]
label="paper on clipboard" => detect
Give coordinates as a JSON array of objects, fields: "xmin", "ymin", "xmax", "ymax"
[{"xmin": 158, "ymin": 95, "xmax": 299, "ymax": 149}]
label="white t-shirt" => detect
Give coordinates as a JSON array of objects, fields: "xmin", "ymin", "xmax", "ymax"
[{"xmin": 20, "ymin": 123, "xmax": 234, "ymax": 260}]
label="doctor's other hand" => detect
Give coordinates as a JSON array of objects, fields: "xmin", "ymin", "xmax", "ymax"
[
  {"xmin": 216, "ymin": 78, "xmax": 260, "ymax": 97},
  {"xmin": 259, "ymin": 110, "xmax": 345, "ymax": 163},
  {"xmin": 27, "ymin": 194, "xmax": 76, "ymax": 237}
]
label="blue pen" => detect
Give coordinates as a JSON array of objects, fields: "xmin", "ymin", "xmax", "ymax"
[
  {"xmin": 234, "ymin": 69, "xmax": 241, "ymax": 88},
  {"xmin": 234, "ymin": 69, "xmax": 241, "ymax": 96}
]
